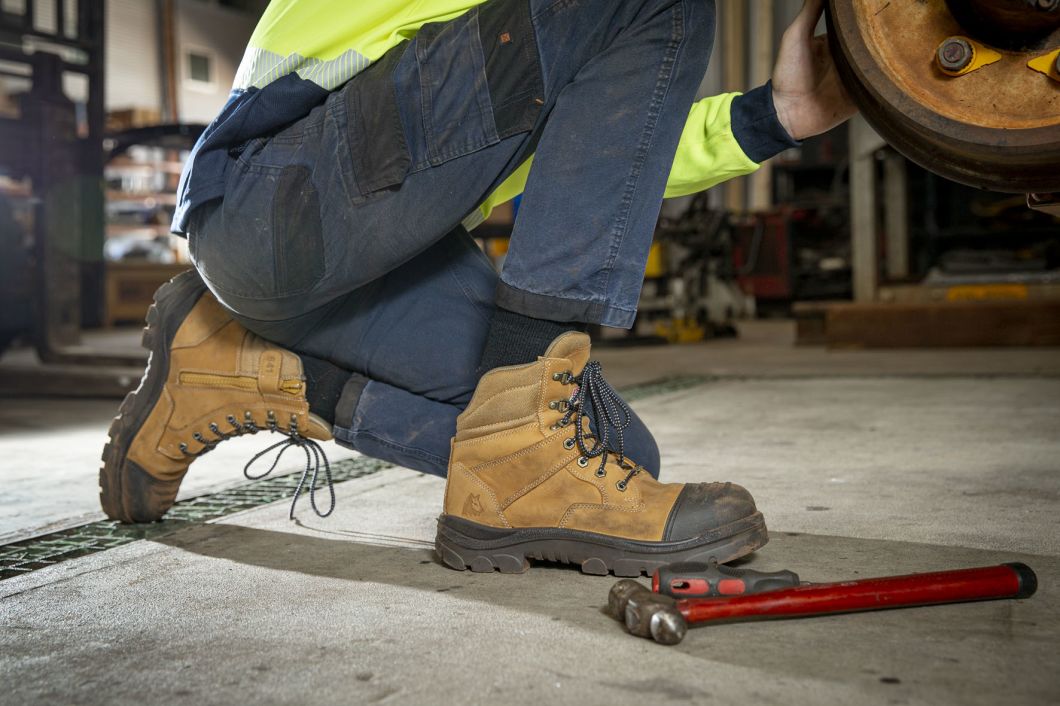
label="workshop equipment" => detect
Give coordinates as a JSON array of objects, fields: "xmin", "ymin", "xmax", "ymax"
[
  {"xmin": 653, "ymin": 561, "xmax": 800, "ymax": 599},
  {"xmin": 731, "ymin": 206, "xmax": 854, "ymax": 310},
  {"xmin": 0, "ymin": 1, "xmax": 202, "ymax": 373},
  {"xmin": 826, "ymin": 0, "xmax": 1060, "ymax": 194},
  {"xmin": 1, "ymin": 3, "xmax": 106, "ymax": 352},
  {"xmin": 633, "ymin": 197, "xmax": 755, "ymax": 343},
  {"xmin": 608, "ymin": 562, "xmax": 1037, "ymax": 645}
]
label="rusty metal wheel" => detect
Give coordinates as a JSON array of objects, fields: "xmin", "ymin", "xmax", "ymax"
[{"xmin": 827, "ymin": 0, "xmax": 1060, "ymax": 193}]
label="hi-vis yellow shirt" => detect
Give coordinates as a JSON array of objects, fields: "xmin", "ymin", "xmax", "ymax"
[{"xmin": 234, "ymin": 0, "xmax": 761, "ymax": 227}]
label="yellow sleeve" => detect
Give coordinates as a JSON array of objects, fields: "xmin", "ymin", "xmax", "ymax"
[{"xmin": 663, "ymin": 92, "xmax": 760, "ymax": 199}]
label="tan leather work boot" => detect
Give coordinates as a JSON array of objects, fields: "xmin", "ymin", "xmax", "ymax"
[
  {"xmin": 436, "ymin": 332, "xmax": 767, "ymax": 576},
  {"xmin": 99, "ymin": 270, "xmax": 332, "ymax": 523}
]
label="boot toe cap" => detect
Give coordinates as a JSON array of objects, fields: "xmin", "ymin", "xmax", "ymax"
[{"xmin": 662, "ymin": 482, "xmax": 759, "ymax": 542}]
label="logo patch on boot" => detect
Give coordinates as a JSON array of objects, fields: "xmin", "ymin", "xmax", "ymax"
[{"xmin": 462, "ymin": 493, "xmax": 484, "ymax": 516}]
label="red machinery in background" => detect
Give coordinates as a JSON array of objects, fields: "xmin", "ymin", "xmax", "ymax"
[
  {"xmin": 733, "ymin": 210, "xmax": 793, "ymax": 302},
  {"xmin": 731, "ymin": 206, "xmax": 853, "ymax": 312}
]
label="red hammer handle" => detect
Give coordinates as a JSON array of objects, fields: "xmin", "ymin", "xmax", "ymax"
[{"xmin": 678, "ymin": 563, "xmax": 1036, "ymax": 626}]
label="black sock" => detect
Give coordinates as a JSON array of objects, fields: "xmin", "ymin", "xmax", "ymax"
[
  {"xmin": 300, "ymin": 354, "xmax": 359, "ymax": 425},
  {"xmin": 477, "ymin": 307, "xmax": 586, "ymax": 375}
]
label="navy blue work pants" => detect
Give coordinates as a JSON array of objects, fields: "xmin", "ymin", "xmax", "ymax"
[{"xmin": 188, "ymin": 0, "xmax": 717, "ymax": 477}]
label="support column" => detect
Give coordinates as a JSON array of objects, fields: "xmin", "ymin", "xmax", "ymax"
[
  {"xmin": 849, "ymin": 115, "xmax": 886, "ymax": 302},
  {"xmin": 720, "ymin": 0, "xmax": 747, "ymax": 213},
  {"xmin": 882, "ymin": 150, "xmax": 910, "ymax": 280},
  {"xmin": 748, "ymin": 1, "xmax": 774, "ymax": 212}
]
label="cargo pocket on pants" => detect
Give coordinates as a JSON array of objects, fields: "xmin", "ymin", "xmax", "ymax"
[
  {"xmin": 346, "ymin": 48, "xmax": 412, "ymax": 196},
  {"xmin": 414, "ymin": 9, "xmax": 500, "ymax": 167}
]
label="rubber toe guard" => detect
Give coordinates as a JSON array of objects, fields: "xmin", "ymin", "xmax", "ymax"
[{"xmin": 662, "ymin": 482, "xmax": 758, "ymax": 541}]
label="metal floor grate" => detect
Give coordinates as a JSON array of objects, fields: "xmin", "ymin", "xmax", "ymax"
[
  {"xmin": 0, "ymin": 456, "xmax": 391, "ymax": 581},
  {"xmin": 621, "ymin": 375, "xmax": 710, "ymax": 401}
]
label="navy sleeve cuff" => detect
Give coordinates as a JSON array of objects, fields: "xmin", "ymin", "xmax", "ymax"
[{"xmin": 730, "ymin": 81, "xmax": 801, "ymax": 163}]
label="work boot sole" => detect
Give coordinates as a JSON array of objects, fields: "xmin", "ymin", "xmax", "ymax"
[
  {"xmin": 435, "ymin": 512, "xmax": 768, "ymax": 576},
  {"xmin": 99, "ymin": 270, "xmax": 208, "ymax": 523}
]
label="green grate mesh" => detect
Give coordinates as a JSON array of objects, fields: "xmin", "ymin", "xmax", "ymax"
[
  {"xmin": 0, "ymin": 456, "xmax": 390, "ymax": 582},
  {"xmin": 620, "ymin": 375, "xmax": 710, "ymax": 402}
]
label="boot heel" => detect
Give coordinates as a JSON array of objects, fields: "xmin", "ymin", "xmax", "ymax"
[
  {"xmin": 99, "ymin": 270, "xmax": 208, "ymax": 522},
  {"xmin": 435, "ymin": 530, "xmax": 530, "ymax": 574}
]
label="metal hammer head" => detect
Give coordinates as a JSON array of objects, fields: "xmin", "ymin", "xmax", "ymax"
[{"xmin": 606, "ymin": 579, "xmax": 687, "ymax": 645}]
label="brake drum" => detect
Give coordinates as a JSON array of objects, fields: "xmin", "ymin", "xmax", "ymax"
[{"xmin": 827, "ymin": 0, "xmax": 1060, "ymax": 193}]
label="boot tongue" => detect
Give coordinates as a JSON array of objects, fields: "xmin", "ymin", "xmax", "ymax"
[{"xmin": 542, "ymin": 331, "xmax": 592, "ymax": 375}]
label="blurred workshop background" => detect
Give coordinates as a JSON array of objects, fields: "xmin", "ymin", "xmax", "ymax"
[
  {"xmin": 2, "ymin": 0, "xmax": 1058, "ymax": 382},
  {"xmin": 1, "ymin": 2, "xmax": 1058, "ymax": 705}
]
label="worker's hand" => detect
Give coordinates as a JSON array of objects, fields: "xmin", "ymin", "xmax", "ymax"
[{"xmin": 771, "ymin": 0, "xmax": 858, "ymax": 141}]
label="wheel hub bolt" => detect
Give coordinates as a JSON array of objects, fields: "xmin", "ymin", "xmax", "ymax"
[{"xmin": 936, "ymin": 36, "xmax": 974, "ymax": 73}]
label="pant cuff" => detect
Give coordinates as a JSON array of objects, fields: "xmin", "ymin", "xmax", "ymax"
[
  {"xmin": 495, "ymin": 280, "xmax": 636, "ymax": 329},
  {"xmin": 334, "ymin": 375, "xmax": 370, "ymax": 432}
]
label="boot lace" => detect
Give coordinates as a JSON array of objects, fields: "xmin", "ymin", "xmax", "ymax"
[
  {"xmin": 555, "ymin": 361, "xmax": 644, "ymax": 491},
  {"xmin": 178, "ymin": 410, "xmax": 334, "ymax": 519}
]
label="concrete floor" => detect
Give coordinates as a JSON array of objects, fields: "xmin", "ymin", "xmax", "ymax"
[{"xmin": 1, "ymin": 322, "xmax": 1059, "ymax": 705}]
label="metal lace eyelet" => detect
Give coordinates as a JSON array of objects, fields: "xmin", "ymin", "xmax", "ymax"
[
  {"xmin": 548, "ymin": 400, "xmax": 559, "ymax": 410},
  {"xmin": 595, "ymin": 468, "xmax": 606, "ymax": 478},
  {"xmin": 179, "ymin": 442, "xmax": 189, "ymax": 454},
  {"xmin": 193, "ymin": 432, "xmax": 206, "ymax": 442},
  {"xmin": 563, "ymin": 438, "xmax": 576, "ymax": 450},
  {"xmin": 227, "ymin": 415, "xmax": 238, "ymax": 425},
  {"xmin": 559, "ymin": 418, "xmax": 570, "ymax": 427},
  {"xmin": 552, "ymin": 372, "xmax": 563, "ymax": 381},
  {"xmin": 577, "ymin": 456, "xmax": 589, "ymax": 468},
  {"xmin": 208, "ymin": 422, "xmax": 221, "ymax": 434},
  {"xmin": 616, "ymin": 480, "xmax": 628, "ymax": 492}
]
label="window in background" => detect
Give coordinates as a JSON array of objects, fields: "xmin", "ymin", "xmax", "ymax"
[{"xmin": 184, "ymin": 48, "xmax": 215, "ymax": 92}]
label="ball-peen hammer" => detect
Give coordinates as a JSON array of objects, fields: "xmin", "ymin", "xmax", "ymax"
[{"xmin": 607, "ymin": 562, "xmax": 1037, "ymax": 645}]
